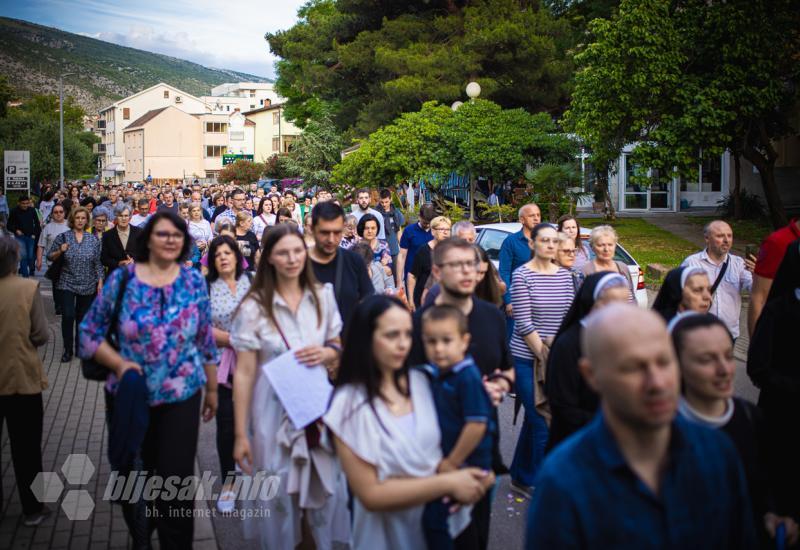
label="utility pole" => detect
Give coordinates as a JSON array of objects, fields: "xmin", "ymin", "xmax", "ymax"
[{"xmin": 59, "ymin": 72, "xmax": 75, "ymax": 190}]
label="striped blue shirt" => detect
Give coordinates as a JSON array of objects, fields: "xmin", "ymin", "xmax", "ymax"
[{"xmin": 509, "ymin": 265, "xmax": 574, "ymax": 359}]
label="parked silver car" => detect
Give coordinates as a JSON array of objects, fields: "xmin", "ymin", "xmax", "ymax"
[{"xmin": 475, "ymin": 222, "xmax": 648, "ymax": 307}]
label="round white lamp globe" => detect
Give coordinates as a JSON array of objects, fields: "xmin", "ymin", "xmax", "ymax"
[
  {"xmin": 451, "ymin": 101, "xmax": 464, "ymax": 111},
  {"xmin": 466, "ymin": 81, "xmax": 481, "ymax": 99}
]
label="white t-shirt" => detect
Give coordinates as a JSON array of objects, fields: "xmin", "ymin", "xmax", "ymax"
[{"xmin": 37, "ymin": 221, "xmax": 70, "ymax": 266}]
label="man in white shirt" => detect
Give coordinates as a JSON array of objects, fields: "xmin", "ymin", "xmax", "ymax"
[
  {"xmin": 681, "ymin": 220, "xmax": 753, "ymax": 339},
  {"xmin": 130, "ymin": 198, "xmax": 151, "ymax": 227},
  {"xmin": 350, "ymin": 188, "xmax": 385, "ymax": 239}
]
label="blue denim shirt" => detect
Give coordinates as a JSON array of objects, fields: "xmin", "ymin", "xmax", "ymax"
[
  {"xmin": 499, "ymin": 229, "xmax": 531, "ymax": 305},
  {"xmin": 526, "ymin": 414, "xmax": 756, "ymax": 549}
]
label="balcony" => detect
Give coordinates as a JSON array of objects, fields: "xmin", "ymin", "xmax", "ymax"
[{"xmin": 93, "ymin": 143, "xmax": 106, "ymax": 154}]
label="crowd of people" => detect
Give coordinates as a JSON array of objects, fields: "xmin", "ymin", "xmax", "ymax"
[{"xmin": 0, "ymin": 178, "xmax": 798, "ymax": 549}]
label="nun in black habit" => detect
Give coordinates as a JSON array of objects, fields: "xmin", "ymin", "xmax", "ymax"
[
  {"xmin": 651, "ymin": 265, "xmax": 711, "ymax": 322},
  {"xmin": 747, "ymin": 238, "xmax": 800, "ymax": 518},
  {"xmin": 544, "ymin": 272, "xmax": 632, "ymax": 452}
]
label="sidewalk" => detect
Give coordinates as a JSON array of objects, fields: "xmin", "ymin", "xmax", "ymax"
[{"xmin": 0, "ymin": 277, "xmax": 218, "ymax": 550}]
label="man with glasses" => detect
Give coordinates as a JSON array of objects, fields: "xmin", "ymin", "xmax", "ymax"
[
  {"xmin": 213, "ymin": 188, "xmax": 247, "ymax": 230},
  {"xmin": 409, "ymin": 237, "xmax": 514, "ymax": 550}
]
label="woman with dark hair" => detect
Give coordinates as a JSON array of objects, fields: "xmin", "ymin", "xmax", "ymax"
[
  {"xmin": 324, "ymin": 295, "xmax": 492, "ymax": 549},
  {"xmin": 79, "ymin": 210, "xmax": 219, "ymax": 548},
  {"xmin": 356, "ymin": 213, "xmax": 391, "ymax": 267},
  {"xmin": 545, "ymin": 272, "xmax": 631, "ymax": 450},
  {"xmin": 231, "ymin": 224, "xmax": 349, "ymax": 548},
  {"xmin": 59, "ymin": 198, "xmax": 75, "ymax": 218},
  {"xmin": 210, "ymin": 192, "xmax": 226, "ymax": 220},
  {"xmin": 652, "ymin": 265, "xmax": 712, "ymax": 322},
  {"xmin": 233, "ymin": 211, "xmax": 259, "ymax": 271},
  {"xmin": 475, "ymin": 247, "xmax": 504, "ymax": 307},
  {"xmin": 508, "ymin": 222, "xmax": 575, "ymax": 497},
  {"xmin": 674, "ymin": 313, "xmax": 799, "ymax": 547},
  {"xmin": 205, "ymin": 235, "xmax": 251, "ymax": 514},
  {"xmin": 557, "ymin": 215, "xmax": 591, "ymax": 271},
  {"xmin": 0, "ymin": 236, "xmax": 51, "ymax": 526},
  {"xmin": 252, "ymin": 196, "xmax": 275, "ymax": 241},
  {"xmin": 276, "ymin": 206, "xmax": 295, "ymax": 226},
  {"xmin": 48, "ymin": 206, "xmax": 104, "ymax": 363},
  {"xmin": 748, "ymin": 239, "xmax": 800, "ymax": 522},
  {"xmin": 80, "ymin": 196, "xmax": 97, "ymax": 214},
  {"xmin": 68, "ymin": 185, "xmax": 80, "ymax": 202}
]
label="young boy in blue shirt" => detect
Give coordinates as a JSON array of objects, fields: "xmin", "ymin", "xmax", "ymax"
[{"xmin": 418, "ymin": 304, "xmax": 495, "ymax": 549}]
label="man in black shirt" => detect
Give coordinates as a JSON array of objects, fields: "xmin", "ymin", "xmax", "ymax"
[
  {"xmin": 408, "ymin": 237, "xmax": 514, "ymax": 550},
  {"xmin": 308, "ymin": 202, "xmax": 373, "ymax": 332}
]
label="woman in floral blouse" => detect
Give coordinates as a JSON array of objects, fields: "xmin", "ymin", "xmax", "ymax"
[
  {"xmin": 79, "ymin": 210, "xmax": 218, "ymax": 548},
  {"xmin": 48, "ymin": 206, "xmax": 104, "ymax": 363}
]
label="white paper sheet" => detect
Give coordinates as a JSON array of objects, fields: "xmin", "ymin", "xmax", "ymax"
[{"xmin": 261, "ymin": 350, "xmax": 333, "ymax": 430}]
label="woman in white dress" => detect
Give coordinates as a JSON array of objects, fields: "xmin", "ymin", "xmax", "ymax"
[
  {"xmin": 324, "ymin": 295, "xmax": 493, "ymax": 550},
  {"xmin": 252, "ymin": 197, "xmax": 276, "ymax": 242},
  {"xmin": 231, "ymin": 224, "xmax": 350, "ymax": 549}
]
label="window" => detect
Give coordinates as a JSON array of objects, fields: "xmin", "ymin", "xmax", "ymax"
[
  {"xmin": 249, "ymin": 91, "xmax": 255, "ymax": 98},
  {"xmin": 226, "ymin": 106, "xmax": 230, "ymax": 112},
  {"xmin": 163, "ymin": 90, "xmax": 169, "ymax": 99},
  {"xmin": 250, "ymin": 105, "xmax": 255, "ymax": 109},
  {"xmin": 680, "ymin": 154, "xmax": 722, "ymax": 193},
  {"xmin": 205, "ymin": 122, "xmax": 228, "ymax": 133},
  {"xmin": 477, "ymin": 229, "xmax": 509, "ymax": 262},
  {"xmin": 272, "ymin": 138, "xmax": 280, "ymax": 152},
  {"xmin": 206, "ymin": 145, "xmax": 228, "ymax": 157},
  {"xmin": 272, "ymin": 112, "xmax": 279, "ymax": 124},
  {"xmin": 260, "ymin": 99, "xmax": 264, "ymax": 105},
  {"xmin": 123, "ymin": 108, "xmax": 130, "ymax": 120}
]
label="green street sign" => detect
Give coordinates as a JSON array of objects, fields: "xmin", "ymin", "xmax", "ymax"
[{"xmin": 222, "ymin": 154, "xmax": 254, "ymax": 166}]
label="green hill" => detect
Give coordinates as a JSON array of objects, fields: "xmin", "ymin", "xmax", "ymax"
[{"xmin": 0, "ymin": 17, "xmax": 271, "ymax": 113}]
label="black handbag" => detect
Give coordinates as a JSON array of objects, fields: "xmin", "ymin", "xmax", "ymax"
[
  {"xmin": 44, "ymin": 253, "xmax": 64, "ymax": 283},
  {"xmin": 81, "ymin": 269, "xmax": 130, "ymax": 381}
]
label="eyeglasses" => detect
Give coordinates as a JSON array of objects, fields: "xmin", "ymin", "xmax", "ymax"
[
  {"xmin": 439, "ymin": 259, "xmax": 479, "ymax": 271},
  {"xmin": 153, "ymin": 231, "xmax": 185, "ymax": 241},
  {"xmin": 559, "ymin": 248, "xmax": 577, "ymax": 255},
  {"xmin": 52, "ymin": 210, "xmax": 64, "ymax": 214}
]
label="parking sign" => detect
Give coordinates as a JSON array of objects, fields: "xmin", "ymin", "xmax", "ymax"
[{"xmin": 4, "ymin": 150, "xmax": 30, "ymax": 192}]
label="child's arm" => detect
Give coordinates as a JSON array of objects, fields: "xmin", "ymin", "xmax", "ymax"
[{"xmin": 439, "ymin": 421, "xmax": 487, "ymax": 472}]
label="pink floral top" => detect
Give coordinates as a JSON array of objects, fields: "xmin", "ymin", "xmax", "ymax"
[{"xmin": 79, "ymin": 264, "xmax": 219, "ymax": 405}]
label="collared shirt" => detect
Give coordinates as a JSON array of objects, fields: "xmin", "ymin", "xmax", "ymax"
[
  {"xmin": 499, "ymin": 229, "xmax": 532, "ymax": 305},
  {"xmin": 49, "ymin": 231, "xmax": 104, "ymax": 295},
  {"xmin": 682, "ymin": 250, "xmax": 752, "ymax": 338},
  {"xmin": 525, "ymin": 414, "xmax": 756, "ymax": 549},
  {"xmin": 416, "ymin": 356, "xmax": 494, "ymax": 469}
]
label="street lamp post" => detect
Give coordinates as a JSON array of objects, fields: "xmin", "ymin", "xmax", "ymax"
[
  {"xmin": 464, "ymin": 81, "xmax": 481, "ymax": 220},
  {"xmin": 59, "ymin": 72, "xmax": 75, "ymax": 190}
]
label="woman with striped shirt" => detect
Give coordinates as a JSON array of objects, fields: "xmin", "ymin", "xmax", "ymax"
[{"xmin": 508, "ymin": 223, "xmax": 575, "ymax": 498}]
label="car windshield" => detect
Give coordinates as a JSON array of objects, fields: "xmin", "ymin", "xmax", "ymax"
[{"xmin": 477, "ymin": 227, "xmax": 636, "ymax": 266}]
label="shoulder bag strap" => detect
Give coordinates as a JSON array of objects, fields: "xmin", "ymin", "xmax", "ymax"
[
  {"xmin": 709, "ymin": 259, "xmax": 729, "ymax": 296},
  {"xmin": 334, "ymin": 250, "xmax": 344, "ymax": 304},
  {"xmin": 107, "ymin": 267, "xmax": 130, "ymax": 348}
]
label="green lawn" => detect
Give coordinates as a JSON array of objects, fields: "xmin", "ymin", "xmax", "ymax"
[
  {"xmin": 580, "ymin": 218, "xmax": 698, "ymax": 275},
  {"xmin": 686, "ymin": 216, "xmax": 772, "ymax": 255}
]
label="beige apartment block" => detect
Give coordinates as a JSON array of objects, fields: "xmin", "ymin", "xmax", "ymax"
[
  {"xmin": 123, "ymin": 107, "xmax": 204, "ymax": 182},
  {"xmin": 245, "ymin": 104, "xmax": 301, "ymax": 163},
  {"xmin": 98, "ymin": 83, "xmax": 209, "ymax": 184}
]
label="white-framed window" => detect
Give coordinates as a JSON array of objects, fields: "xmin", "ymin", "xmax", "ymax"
[
  {"xmin": 205, "ymin": 122, "xmax": 228, "ymax": 133},
  {"xmin": 206, "ymin": 145, "xmax": 228, "ymax": 157}
]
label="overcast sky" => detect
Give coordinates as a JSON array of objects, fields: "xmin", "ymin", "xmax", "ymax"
[{"xmin": 0, "ymin": 0, "xmax": 306, "ymax": 78}]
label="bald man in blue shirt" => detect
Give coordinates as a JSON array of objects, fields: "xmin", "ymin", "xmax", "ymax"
[{"xmin": 526, "ymin": 304, "xmax": 756, "ymax": 549}]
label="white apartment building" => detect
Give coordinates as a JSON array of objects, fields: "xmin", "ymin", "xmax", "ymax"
[
  {"xmin": 98, "ymin": 81, "xmax": 291, "ymax": 183},
  {"xmin": 97, "ymin": 83, "xmax": 209, "ymax": 184},
  {"xmin": 202, "ymin": 82, "xmax": 280, "ymax": 115}
]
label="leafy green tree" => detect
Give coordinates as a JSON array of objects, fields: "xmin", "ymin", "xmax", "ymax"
[
  {"xmin": 524, "ymin": 163, "xmax": 589, "ymax": 221},
  {"xmin": 263, "ymin": 154, "xmax": 291, "ymax": 180},
  {"xmin": 268, "ymin": 0, "xmax": 573, "ymax": 136},
  {"xmin": 284, "ymin": 115, "xmax": 343, "ymax": 188},
  {"xmin": 563, "ymin": 0, "xmax": 800, "ymax": 228},
  {"xmin": 0, "ymin": 90, "xmax": 98, "ymax": 185},
  {"xmin": 218, "ymin": 159, "xmax": 265, "ymax": 184}
]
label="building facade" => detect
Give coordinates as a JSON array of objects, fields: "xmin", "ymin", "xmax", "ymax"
[
  {"xmin": 122, "ymin": 107, "xmax": 204, "ymax": 183},
  {"xmin": 98, "ymin": 83, "xmax": 209, "ymax": 184},
  {"xmin": 245, "ymin": 104, "xmax": 301, "ymax": 163}
]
